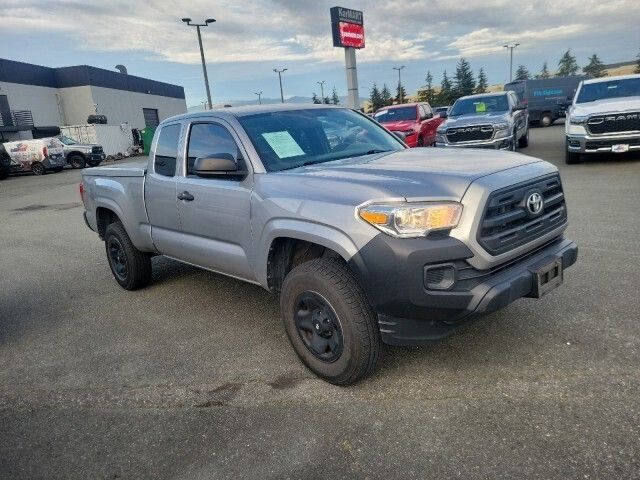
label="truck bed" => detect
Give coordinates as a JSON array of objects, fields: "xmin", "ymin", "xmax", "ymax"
[{"xmin": 83, "ymin": 160, "xmax": 147, "ymax": 177}]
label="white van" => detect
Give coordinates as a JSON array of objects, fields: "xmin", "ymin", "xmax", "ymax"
[{"xmin": 2, "ymin": 137, "xmax": 66, "ymax": 175}]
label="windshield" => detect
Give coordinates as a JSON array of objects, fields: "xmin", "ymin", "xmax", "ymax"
[
  {"xmin": 58, "ymin": 135, "xmax": 78, "ymax": 145},
  {"xmin": 237, "ymin": 108, "xmax": 405, "ymax": 172},
  {"xmin": 373, "ymin": 106, "xmax": 417, "ymax": 122},
  {"xmin": 576, "ymin": 78, "xmax": 640, "ymax": 103},
  {"xmin": 450, "ymin": 95, "xmax": 509, "ymax": 116}
]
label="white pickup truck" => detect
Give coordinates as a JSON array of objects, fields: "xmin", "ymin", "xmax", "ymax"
[
  {"xmin": 2, "ymin": 137, "xmax": 66, "ymax": 175},
  {"xmin": 565, "ymin": 74, "xmax": 640, "ymax": 163}
]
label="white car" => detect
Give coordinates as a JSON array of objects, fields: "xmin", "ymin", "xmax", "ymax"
[
  {"xmin": 2, "ymin": 137, "xmax": 66, "ymax": 175},
  {"xmin": 565, "ymin": 74, "xmax": 640, "ymax": 164}
]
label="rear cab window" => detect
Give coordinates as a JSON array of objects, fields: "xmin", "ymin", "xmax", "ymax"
[{"xmin": 153, "ymin": 124, "xmax": 181, "ymax": 177}]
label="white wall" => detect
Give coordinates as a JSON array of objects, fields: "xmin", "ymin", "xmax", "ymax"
[
  {"xmin": 0, "ymin": 81, "xmax": 62, "ymax": 125},
  {"xmin": 1, "ymin": 81, "xmax": 187, "ymax": 129},
  {"xmin": 85, "ymin": 86, "xmax": 187, "ymax": 129}
]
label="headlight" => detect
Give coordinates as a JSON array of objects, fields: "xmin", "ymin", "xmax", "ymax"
[
  {"xmin": 569, "ymin": 115, "xmax": 588, "ymax": 125},
  {"xmin": 494, "ymin": 122, "xmax": 509, "ymax": 130},
  {"xmin": 358, "ymin": 202, "xmax": 463, "ymax": 238}
]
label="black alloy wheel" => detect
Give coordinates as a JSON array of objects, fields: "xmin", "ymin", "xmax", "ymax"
[
  {"xmin": 294, "ymin": 291, "xmax": 344, "ymax": 362},
  {"xmin": 107, "ymin": 236, "xmax": 128, "ymax": 282}
]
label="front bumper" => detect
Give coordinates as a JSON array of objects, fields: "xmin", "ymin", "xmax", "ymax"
[
  {"xmin": 349, "ymin": 235, "xmax": 577, "ymax": 346},
  {"xmin": 89, "ymin": 153, "xmax": 106, "ymax": 164},
  {"xmin": 436, "ymin": 134, "xmax": 513, "ymax": 150},
  {"xmin": 566, "ymin": 133, "xmax": 640, "ymax": 154}
]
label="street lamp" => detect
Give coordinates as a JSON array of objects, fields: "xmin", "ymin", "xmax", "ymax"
[
  {"xmin": 274, "ymin": 68, "xmax": 288, "ymax": 103},
  {"xmin": 254, "ymin": 91, "xmax": 263, "ymax": 105},
  {"xmin": 182, "ymin": 17, "xmax": 216, "ymax": 110},
  {"xmin": 317, "ymin": 80, "xmax": 326, "ymax": 103},
  {"xmin": 503, "ymin": 43, "xmax": 520, "ymax": 82},
  {"xmin": 392, "ymin": 66, "xmax": 405, "ymax": 103}
]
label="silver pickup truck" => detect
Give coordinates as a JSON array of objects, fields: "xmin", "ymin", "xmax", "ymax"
[{"xmin": 81, "ymin": 104, "xmax": 577, "ymax": 385}]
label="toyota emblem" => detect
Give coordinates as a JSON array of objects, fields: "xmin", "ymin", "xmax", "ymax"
[{"xmin": 526, "ymin": 192, "xmax": 544, "ymax": 215}]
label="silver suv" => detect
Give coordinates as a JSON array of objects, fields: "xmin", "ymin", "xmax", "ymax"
[{"xmin": 436, "ymin": 92, "xmax": 529, "ymax": 150}]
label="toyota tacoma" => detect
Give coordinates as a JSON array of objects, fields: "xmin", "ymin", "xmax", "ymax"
[
  {"xmin": 436, "ymin": 92, "xmax": 529, "ymax": 150},
  {"xmin": 81, "ymin": 105, "xmax": 577, "ymax": 385},
  {"xmin": 565, "ymin": 74, "xmax": 640, "ymax": 164}
]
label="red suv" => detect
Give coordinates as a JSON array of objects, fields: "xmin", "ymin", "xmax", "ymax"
[{"xmin": 373, "ymin": 102, "xmax": 444, "ymax": 147}]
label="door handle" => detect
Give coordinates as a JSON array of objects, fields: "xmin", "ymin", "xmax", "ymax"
[{"xmin": 177, "ymin": 191, "xmax": 194, "ymax": 201}]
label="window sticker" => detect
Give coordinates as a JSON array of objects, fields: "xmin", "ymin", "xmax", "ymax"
[
  {"xmin": 261, "ymin": 131, "xmax": 305, "ymax": 158},
  {"xmin": 474, "ymin": 102, "xmax": 487, "ymax": 113}
]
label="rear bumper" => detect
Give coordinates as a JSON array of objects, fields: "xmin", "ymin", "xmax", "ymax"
[
  {"xmin": 566, "ymin": 133, "xmax": 640, "ymax": 154},
  {"xmin": 349, "ymin": 234, "xmax": 577, "ymax": 346}
]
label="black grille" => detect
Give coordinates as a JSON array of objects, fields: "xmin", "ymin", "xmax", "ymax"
[
  {"xmin": 587, "ymin": 112, "xmax": 640, "ymax": 135},
  {"xmin": 478, "ymin": 174, "xmax": 567, "ymax": 255},
  {"xmin": 446, "ymin": 125, "xmax": 493, "ymax": 143}
]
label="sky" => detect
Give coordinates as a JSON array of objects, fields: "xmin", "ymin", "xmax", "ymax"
[{"xmin": 1, "ymin": 0, "xmax": 639, "ymax": 107}]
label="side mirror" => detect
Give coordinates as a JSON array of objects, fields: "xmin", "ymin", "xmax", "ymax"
[
  {"xmin": 194, "ymin": 153, "xmax": 247, "ymax": 178},
  {"xmin": 513, "ymin": 103, "xmax": 527, "ymax": 111},
  {"xmin": 439, "ymin": 111, "xmax": 448, "ymax": 119},
  {"xmin": 392, "ymin": 131, "xmax": 407, "ymax": 143}
]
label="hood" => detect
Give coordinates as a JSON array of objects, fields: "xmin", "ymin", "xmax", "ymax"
[
  {"xmin": 272, "ymin": 148, "xmax": 544, "ymax": 201},
  {"xmin": 441, "ymin": 112, "xmax": 509, "ymax": 129},
  {"xmin": 378, "ymin": 120, "xmax": 416, "ymax": 131},
  {"xmin": 571, "ymin": 96, "xmax": 640, "ymax": 116}
]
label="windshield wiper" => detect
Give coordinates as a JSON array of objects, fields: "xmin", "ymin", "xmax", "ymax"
[{"xmin": 349, "ymin": 149, "xmax": 392, "ymax": 158}]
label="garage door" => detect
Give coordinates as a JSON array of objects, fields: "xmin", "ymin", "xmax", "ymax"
[{"xmin": 143, "ymin": 108, "xmax": 160, "ymax": 128}]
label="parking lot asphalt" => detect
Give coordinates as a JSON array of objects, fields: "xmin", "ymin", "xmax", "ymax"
[{"xmin": 1, "ymin": 124, "xmax": 639, "ymax": 479}]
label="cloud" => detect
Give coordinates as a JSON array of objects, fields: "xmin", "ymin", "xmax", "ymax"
[{"xmin": 1, "ymin": 0, "xmax": 638, "ymax": 66}]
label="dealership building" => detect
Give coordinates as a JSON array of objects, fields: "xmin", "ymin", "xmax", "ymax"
[{"xmin": 0, "ymin": 58, "xmax": 187, "ymax": 141}]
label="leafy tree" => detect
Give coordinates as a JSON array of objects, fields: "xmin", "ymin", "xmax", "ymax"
[
  {"xmin": 311, "ymin": 93, "xmax": 321, "ymax": 104},
  {"xmin": 380, "ymin": 84, "xmax": 393, "ymax": 106},
  {"xmin": 331, "ymin": 86, "xmax": 340, "ymax": 105},
  {"xmin": 583, "ymin": 54, "xmax": 606, "ymax": 78},
  {"xmin": 536, "ymin": 62, "xmax": 550, "ymax": 79},
  {"xmin": 437, "ymin": 70, "xmax": 453, "ymax": 106},
  {"xmin": 417, "ymin": 70, "xmax": 437, "ymax": 104},
  {"xmin": 369, "ymin": 83, "xmax": 383, "ymax": 111},
  {"xmin": 475, "ymin": 68, "xmax": 488, "ymax": 94},
  {"xmin": 453, "ymin": 57, "xmax": 475, "ymax": 98},
  {"xmin": 515, "ymin": 65, "xmax": 530, "ymax": 80},
  {"xmin": 395, "ymin": 82, "xmax": 407, "ymax": 104},
  {"xmin": 557, "ymin": 49, "xmax": 579, "ymax": 77}
]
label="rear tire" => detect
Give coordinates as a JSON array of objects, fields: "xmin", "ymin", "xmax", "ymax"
[
  {"xmin": 280, "ymin": 257, "xmax": 381, "ymax": 385},
  {"xmin": 69, "ymin": 154, "xmax": 86, "ymax": 169},
  {"xmin": 104, "ymin": 222, "xmax": 152, "ymax": 290},
  {"xmin": 539, "ymin": 113, "xmax": 552, "ymax": 127},
  {"xmin": 31, "ymin": 162, "xmax": 45, "ymax": 175}
]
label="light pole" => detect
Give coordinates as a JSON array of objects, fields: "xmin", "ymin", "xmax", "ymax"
[
  {"xmin": 392, "ymin": 66, "xmax": 405, "ymax": 103},
  {"xmin": 254, "ymin": 91, "xmax": 263, "ymax": 104},
  {"xmin": 317, "ymin": 80, "xmax": 326, "ymax": 103},
  {"xmin": 182, "ymin": 17, "xmax": 215, "ymax": 110},
  {"xmin": 503, "ymin": 43, "xmax": 520, "ymax": 82},
  {"xmin": 274, "ymin": 68, "xmax": 287, "ymax": 103}
]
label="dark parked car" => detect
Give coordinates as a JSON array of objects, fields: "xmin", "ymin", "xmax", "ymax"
[
  {"xmin": 0, "ymin": 143, "xmax": 11, "ymax": 180},
  {"xmin": 504, "ymin": 76, "xmax": 587, "ymax": 127}
]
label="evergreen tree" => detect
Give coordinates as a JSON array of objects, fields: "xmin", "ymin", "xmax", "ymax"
[
  {"xmin": 395, "ymin": 82, "xmax": 407, "ymax": 104},
  {"xmin": 381, "ymin": 84, "xmax": 393, "ymax": 106},
  {"xmin": 583, "ymin": 54, "xmax": 606, "ymax": 78},
  {"xmin": 311, "ymin": 93, "xmax": 321, "ymax": 104},
  {"xmin": 323, "ymin": 96, "xmax": 331, "ymax": 105},
  {"xmin": 331, "ymin": 87, "xmax": 340, "ymax": 105},
  {"xmin": 453, "ymin": 58, "xmax": 476, "ymax": 98},
  {"xmin": 536, "ymin": 62, "xmax": 550, "ymax": 79},
  {"xmin": 437, "ymin": 70, "xmax": 453, "ymax": 106},
  {"xmin": 557, "ymin": 49, "xmax": 579, "ymax": 77},
  {"xmin": 369, "ymin": 83, "xmax": 382, "ymax": 111},
  {"xmin": 417, "ymin": 70, "xmax": 437, "ymax": 104},
  {"xmin": 636, "ymin": 49, "xmax": 640, "ymax": 74},
  {"xmin": 515, "ymin": 65, "xmax": 530, "ymax": 80},
  {"xmin": 475, "ymin": 68, "xmax": 488, "ymax": 94}
]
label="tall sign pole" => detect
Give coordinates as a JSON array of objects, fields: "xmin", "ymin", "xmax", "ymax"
[{"xmin": 330, "ymin": 7, "xmax": 365, "ymax": 110}]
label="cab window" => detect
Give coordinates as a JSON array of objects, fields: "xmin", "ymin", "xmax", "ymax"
[
  {"xmin": 153, "ymin": 124, "xmax": 181, "ymax": 177},
  {"xmin": 186, "ymin": 123, "xmax": 241, "ymax": 176}
]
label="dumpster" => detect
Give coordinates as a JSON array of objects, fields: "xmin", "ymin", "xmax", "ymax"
[{"xmin": 140, "ymin": 127, "xmax": 156, "ymax": 156}]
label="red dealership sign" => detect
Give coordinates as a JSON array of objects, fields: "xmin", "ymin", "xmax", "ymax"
[{"xmin": 338, "ymin": 22, "xmax": 365, "ymax": 49}]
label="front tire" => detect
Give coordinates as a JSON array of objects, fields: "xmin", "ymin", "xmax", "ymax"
[
  {"xmin": 518, "ymin": 127, "xmax": 529, "ymax": 148},
  {"xmin": 69, "ymin": 154, "xmax": 86, "ymax": 169},
  {"xmin": 31, "ymin": 162, "xmax": 45, "ymax": 175},
  {"xmin": 104, "ymin": 222, "xmax": 152, "ymax": 290},
  {"xmin": 280, "ymin": 257, "xmax": 381, "ymax": 385}
]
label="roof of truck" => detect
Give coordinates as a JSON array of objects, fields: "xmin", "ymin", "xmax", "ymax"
[{"xmin": 167, "ymin": 103, "xmax": 343, "ymax": 124}]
